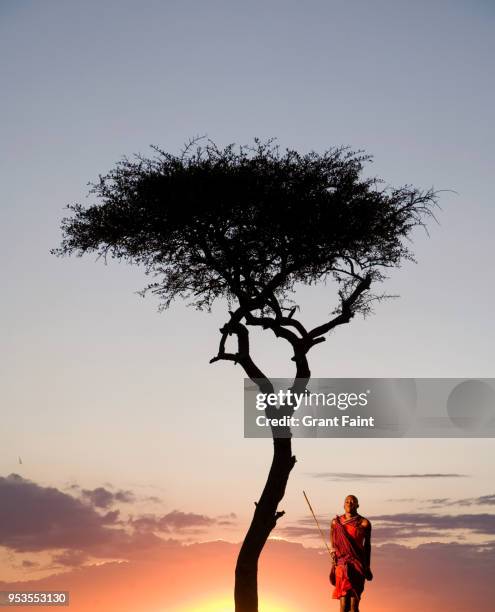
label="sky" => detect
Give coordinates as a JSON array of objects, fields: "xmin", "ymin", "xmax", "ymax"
[{"xmin": 1, "ymin": 1, "xmax": 495, "ymax": 610}]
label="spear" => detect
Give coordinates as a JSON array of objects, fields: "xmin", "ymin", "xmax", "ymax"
[{"xmin": 303, "ymin": 490, "xmax": 333, "ymax": 559}]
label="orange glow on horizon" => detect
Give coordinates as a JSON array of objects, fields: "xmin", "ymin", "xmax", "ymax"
[{"xmin": 172, "ymin": 595, "xmax": 296, "ymax": 612}]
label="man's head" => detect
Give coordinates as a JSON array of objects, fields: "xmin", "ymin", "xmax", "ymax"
[{"xmin": 344, "ymin": 495, "xmax": 359, "ymax": 514}]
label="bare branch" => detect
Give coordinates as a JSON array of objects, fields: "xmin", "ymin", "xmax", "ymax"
[
  {"xmin": 309, "ymin": 274, "xmax": 372, "ymax": 340},
  {"xmin": 210, "ymin": 315, "xmax": 273, "ymax": 392}
]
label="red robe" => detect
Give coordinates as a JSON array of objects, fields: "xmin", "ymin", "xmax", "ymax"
[{"xmin": 331, "ymin": 515, "xmax": 368, "ymax": 600}]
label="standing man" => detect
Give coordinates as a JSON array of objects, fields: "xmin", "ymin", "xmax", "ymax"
[{"xmin": 330, "ymin": 495, "xmax": 373, "ymax": 612}]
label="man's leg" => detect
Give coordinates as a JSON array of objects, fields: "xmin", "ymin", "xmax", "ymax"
[
  {"xmin": 349, "ymin": 596, "xmax": 359, "ymax": 612},
  {"xmin": 340, "ymin": 595, "xmax": 350, "ymax": 612}
]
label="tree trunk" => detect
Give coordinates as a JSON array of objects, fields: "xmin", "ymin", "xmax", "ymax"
[{"xmin": 234, "ymin": 436, "xmax": 296, "ymax": 612}]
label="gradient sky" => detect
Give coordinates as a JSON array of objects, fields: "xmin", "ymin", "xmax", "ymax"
[{"xmin": 1, "ymin": 1, "xmax": 495, "ymax": 609}]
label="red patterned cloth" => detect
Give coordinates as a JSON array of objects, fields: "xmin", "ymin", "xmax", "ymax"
[{"xmin": 331, "ymin": 515, "xmax": 367, "ymax": 600}]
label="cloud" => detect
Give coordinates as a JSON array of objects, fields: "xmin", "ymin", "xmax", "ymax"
[
  {"xmin": 425, "ymin": 497, "xmax": 451, "ymax": 506},
  {"xmin": 369, "ymin": 541, "xmax": 495, "ymax": 610},
  {"xmin": 467, "ymin": 494, "xmax": 495, "ymax": 506},
  {"xmin": 163, "ymin": 510, "xmax": 215, "ymax": 530},
  {"xmin": 0, "ymin": 474, "xmax": 123, "ymax": 553},
  {"xmin": 218, "ymin": 512, "xmax": 237, "ymax": 520},
  {"xmin": 370, "ymin": 512, "xmax": 495, "ymax": 538},
  {"xmin": 130, "ymin": 510, "xmax": 215, "ymax": 533},
  {"xmin": 310, "ymin": 472, "xmax": 467, "ymax": 481},
  {"xmin": 217, "ymin": 512, "xmax": 237, "ymax": 526},
  {"xmin": 0, "ymin": 474, "xmax": 220, "ymax": 564},
  {"xmin": 80, "ymin": 487, "xmax": 135, "ymax": 509},
  {"xmin": 21, "ymin": 560, "xmax": 38, "ymax": 568},
  {"xmin": 68, "ymin": 483, "xmax": 147, "ymax": 507},
  {"xmin": 277, "ymin": 524, "xmax": 321, "ymax": 539},
  {"xmin": 279, "ymin": 510, "xmax": 495, "ymax": 544},
  {"xmin": 52, "ymin": 550, "xmax": 89, "ymax": 567},
  {"xmin": 144, "ymin": 495, "xmax": 163, "ymax": 504},
  {"xmin": 0, "ymin": 539, "xmax": 493, "ymax": 612},
  {"xmin": 426, "ymin": 493, "xmax": 495, "ymax": 508}
]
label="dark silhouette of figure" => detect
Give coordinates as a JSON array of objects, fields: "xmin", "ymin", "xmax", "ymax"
[
  {"xmin": 330, "ymin": 495, "xmax": 372, "ymax": 612},
  {"xmin": 53, "ymin": 138, "xmax": 437, "ymax": 612}
]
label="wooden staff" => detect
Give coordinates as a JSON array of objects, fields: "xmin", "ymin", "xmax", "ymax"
[{"xmin": 303, "ymin": 490, "xmax": 332, "ymax": 558}]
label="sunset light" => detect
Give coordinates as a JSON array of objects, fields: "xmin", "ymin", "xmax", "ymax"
[{"xmin": 173, "ymin": 596, "xmax": 295, "ymax": 612}]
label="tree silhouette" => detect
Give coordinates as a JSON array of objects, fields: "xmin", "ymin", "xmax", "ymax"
[{"xmin": 53, "ymin": 139, "xmax": 437, "ymax": 611}]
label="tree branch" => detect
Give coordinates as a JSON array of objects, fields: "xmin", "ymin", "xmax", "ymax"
[
  {"xmin": 210, "ymin": 315, "xmax": 273, "ymax": 392},
  {"xmin": 308, "ymin": 274, "xmax": 372, "ymax": 340}
]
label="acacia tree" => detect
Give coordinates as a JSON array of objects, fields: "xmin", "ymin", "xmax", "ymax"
[{"xmin": 53, "ymin": 139, "xmax": 437, "ymax": 611}]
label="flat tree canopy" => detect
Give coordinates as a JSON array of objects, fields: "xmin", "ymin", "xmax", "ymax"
[{"xmin": 53, "ymin": 139, "xmax": 437, "ymax": 317}]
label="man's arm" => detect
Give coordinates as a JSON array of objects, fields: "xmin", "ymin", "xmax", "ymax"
[
  {"xmin": 361, "ymin": 518, "xmax": 373, "ymax": 580},
  {"xmin": 330, "ymin": 518, "xmax": 337, "ymax": 564}
]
